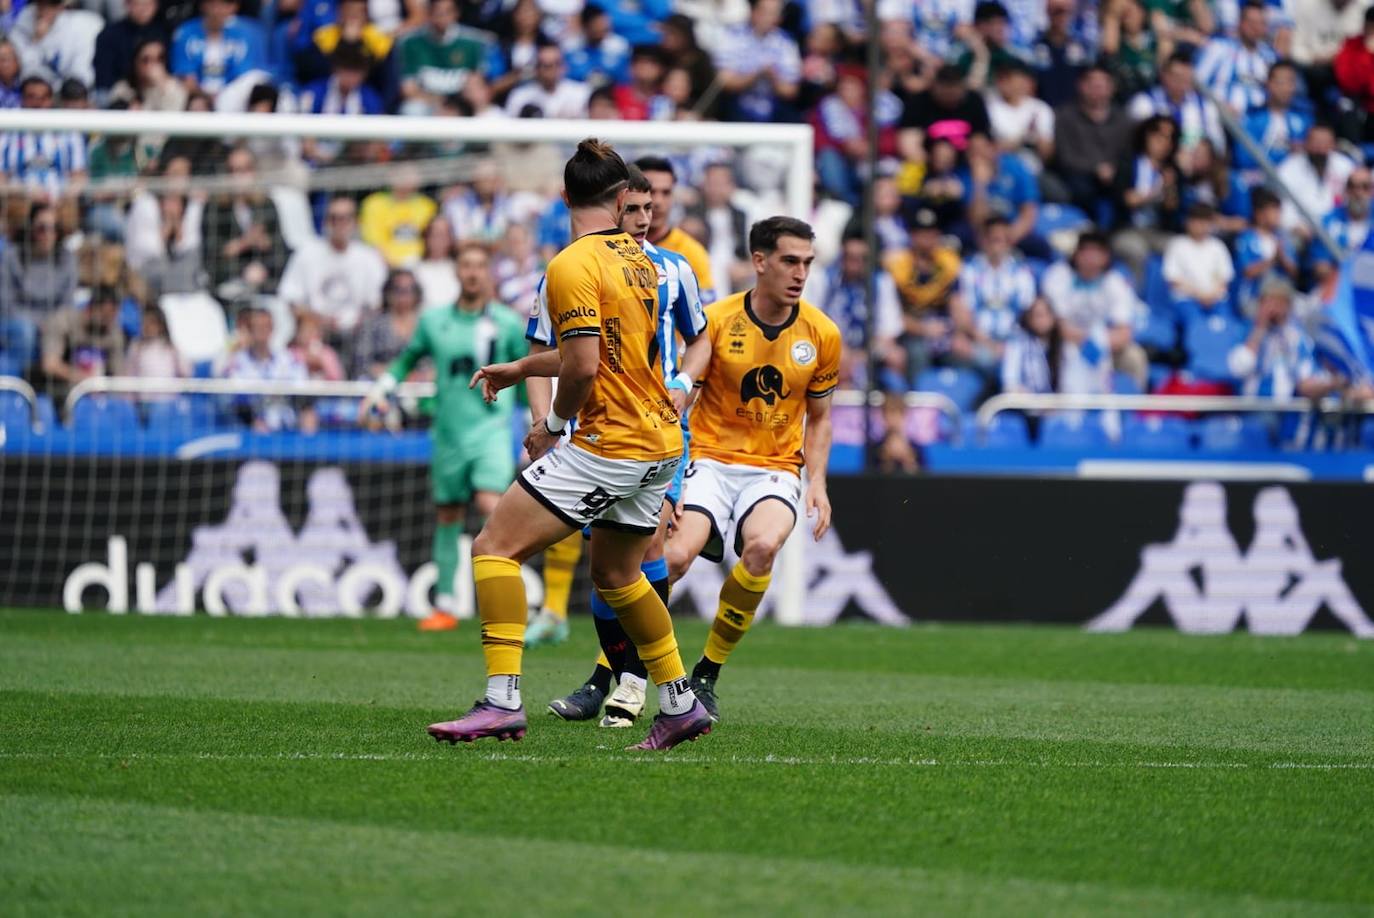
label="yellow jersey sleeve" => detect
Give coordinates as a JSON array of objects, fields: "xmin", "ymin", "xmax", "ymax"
[
  {"xmin": 545, "ymin": 252, "xmax": 602, "ymax": 340},
  {"xmin": 807, "ymin": 320, "xmax": 842, "ymax": 399}
]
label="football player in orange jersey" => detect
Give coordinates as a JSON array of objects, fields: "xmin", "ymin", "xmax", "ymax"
[
  {"xmin": 666, "ymin": 216, "xmax": 841, "ymax": 722},
  {"xmin": 425, "ymin": 139, "xmax": 711, "ymax": 751}
]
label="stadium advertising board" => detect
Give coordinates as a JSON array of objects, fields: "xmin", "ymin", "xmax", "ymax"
[{"xmin": 2, "ymin": 456, "xmax": 1371, "ymax": 637}]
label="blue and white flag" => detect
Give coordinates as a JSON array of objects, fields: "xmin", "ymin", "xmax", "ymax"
[{"xmin": 1316, "ymin": 236, "xmax": 1374, "ymax": 384}]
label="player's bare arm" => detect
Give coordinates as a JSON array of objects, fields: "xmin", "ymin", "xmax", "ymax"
[
  {"xmin": 471, "ymin": 347, "xmax": 562, "ymax": 403},
  {"xmin": 524, "ymin": 343, "xmax": 555, "ymax": 421},
  {"xmin": 526, "ymin": 334, "xmax": 597, "ymax": 460},
  {"xmin": 672, "ymin": 330, "xmax": 711, "ymax": 414},
  {"xmin": 802, "ymin": 391, "xmax": 833, "ymax": 541}
]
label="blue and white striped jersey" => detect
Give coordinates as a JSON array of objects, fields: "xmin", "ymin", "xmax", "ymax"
[
  {"xmin": 526, "ymin": 240, "xmax": 707, "ymax": 386},
  {"xmin": 0, "ymin": 130, "xmax": 86, "ymax": 197}
]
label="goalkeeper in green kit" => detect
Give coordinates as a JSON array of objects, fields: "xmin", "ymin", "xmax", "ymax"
[{"xmin": 360, "ymin": 244, "xmax": 528, "ymax": 631}]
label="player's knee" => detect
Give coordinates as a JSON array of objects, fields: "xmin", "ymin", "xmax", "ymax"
[
  {"xmin": 666, "ymin": 542, "xmax": 692, "ymax": 584},
  {"xmin": 589, "ymin": 555, "xmax": 638, "ymax": 592},
  {"xmin": 740, "ymin": 534, "xmax": 784, "ymax": 574}
]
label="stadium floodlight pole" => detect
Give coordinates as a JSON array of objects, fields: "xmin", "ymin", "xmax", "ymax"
[{"xmin": 862, "ymin": 0, "xmax": 882, "ymax": 472}]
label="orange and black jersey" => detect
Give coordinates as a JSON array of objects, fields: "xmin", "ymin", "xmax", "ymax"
[
  {"xmin": 541, "ymin": 229, "xmax": 681, "ymax": 461},
  {"xmin": 689, "ymin": 290, "xmax": 842, "ymax": 472}
]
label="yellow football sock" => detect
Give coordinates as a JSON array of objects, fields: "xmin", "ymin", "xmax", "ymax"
[
  {"xmin": 474, "ymin": 555, "xmax": 526, "ymax": 677},
  {"xmin": 599, "ymin": 575, "xmax": 685, "ymax": 685},
  {"xmin": 704, "ymin": 562, "xmax": 770, "ymax": 665},
  {"xmin": 541, "ymin": 533, "xmax": 582, "ymax": 621}
]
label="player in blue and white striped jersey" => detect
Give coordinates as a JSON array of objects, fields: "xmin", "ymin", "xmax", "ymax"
[{"xmin": 523, "ymin": 166, "xmax": 710, "ymax": 729}]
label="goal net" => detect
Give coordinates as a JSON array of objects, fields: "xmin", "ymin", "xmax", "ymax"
[{"xmin": 0, "ymin": 110, "xmax": 818, "ymax": 623}]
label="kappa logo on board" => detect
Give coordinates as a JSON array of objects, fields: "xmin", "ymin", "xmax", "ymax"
[{"xmin": 1088, "ymin": 482, "xmax": 1374, "ymax": 638}]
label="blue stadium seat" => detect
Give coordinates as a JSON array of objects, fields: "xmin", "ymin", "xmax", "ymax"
[
  {"xmin": 1111, "ymin": 371, "xmax": 1143, "ymax": 395},
  {"xmin": 71, "ymin": 396, "xmax": 139, "ymax": 432},
  {"xmin": 1141, "ymin": 253, "xmax": 1173, "ymax": 314},
  {"xmin": 1035, "ymin": 203, "xmax": 1091, "ymax": 238},
  {"xmin": 979, "ymin": 412, "xmax": 1030, "ymax": 449},
  {"xmin": 1121, "ymin": 414, "xmax": 1193, "ymax": 451},
  {"xmin": 1136, "ymin": 309, "xmax": 1178, "ymax": 353},
  {"xmin": 0, "ymin": 389, "xmax": 32, "ymax": 430},
  {"xmin": 1040, "ymin": 412, "xmax": 1110, "ymax": 449},
  {"xmin": 915, "ymin": 367, "xmax": 984, "ymax": 413},
  {"xmin": 143, "ymin": 396, "xmax": 222, "ymax": 434},
  {"xmin": 1201, "ymin": 415, "xmax": 1273, "ymax": 451},
  {"xmin": 34, "ymin": 395, "xmax": 56, "ymax": 431},
  {"xmin": 1184, "ymin": 312, "xmax": 1247, "ymax": 382}
]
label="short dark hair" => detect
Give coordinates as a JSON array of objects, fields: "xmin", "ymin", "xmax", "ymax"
[
  {"xmin": 1269, "ymin": 58, "xmax": 1298, "ymax": 78},
  {"xmin": 634, "ymin": 155, "xmax": 675, "ymax": 180},
  {"xmin": 625, "ymin": 164, "xmax": 651, "ymax": 193},
  {"xmin": 91, "ymin": 285, "xmax": 120, "ymax": 306},
  {"xmin": 749, "ymin": 216, "xmax": 815, "ymax": 255},
  {"xmin": 1076, "ymin": 230, "xmax": 1111, "ymax": 252},
  {"xmin": 981, "ymin": 214, "xmax": 1011, "ymax": 233},
  {"xmin": 1250, "ymin": 186, "xmax": 1281, "ymax": 211},
  {"xmin": 1165, "ymin": 49, "xmax": 1194, "ymax": 70},
  {"xmin": 934, "ymin": 63, "xmax": 964, "ymax": 86},
  {"xmin": 973, "ymin": 0, "xmax": 1009, "ymax": 23},
  {"xmin": 588, "ymin": 85, "xmax": 616, "ymax": 108},
  {"xmin": 331, "ymin": 44, "xmax": 371, "ymax": 71},
  {"xmin": 247, "ymin": 82, "xmax": 279, "ymax": 110},
  {"xmin": 579, "ymin": 4, "xmax": 607, "ymax": 26},
  {"xmin": 19, "ymin": 75, "xmax": 51, "ymax": 95},
  {"xmin": 564, "ymin": 137, "xmax": 630, "ymax": 208}
]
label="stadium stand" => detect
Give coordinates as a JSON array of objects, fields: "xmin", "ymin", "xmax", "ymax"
[{"xmin": 1, "ymin": 0, "xmax": 1374, "ymax": 464}]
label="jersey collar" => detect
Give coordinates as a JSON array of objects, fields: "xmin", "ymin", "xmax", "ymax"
[{"xmin": 744, "ymin": 290, "xmax": 799, "ymax": 342}]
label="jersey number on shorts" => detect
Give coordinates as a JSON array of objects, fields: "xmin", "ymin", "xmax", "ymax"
[{"xmin": 575, "ymin": 486, "xmax": 620, "ymax": 517}]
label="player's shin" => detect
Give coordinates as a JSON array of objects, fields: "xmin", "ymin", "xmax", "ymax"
[
  {"xmin": 696, "ymin": 561, "xmax": 770, "ymax": 681},
  {"xmin": 589, "ymin": 592, "xmax": 629, "ymax": 694},
  {"xmin": 474, "ymin": 555, "xmax": 527, "ymax": 709},
  {"xmin": 599, "ymin": 575, "xmax": 695, "ymax": 715}
]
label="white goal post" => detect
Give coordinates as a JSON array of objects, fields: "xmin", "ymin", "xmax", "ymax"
[{"xmin": 0, "ymin": 109, "xmax": 818, "ymax": 624}]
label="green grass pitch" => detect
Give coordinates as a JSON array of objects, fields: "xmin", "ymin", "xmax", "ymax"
[{"xmin": 1, "ymin": 608, "xmax": 1372, "ymax": 916}]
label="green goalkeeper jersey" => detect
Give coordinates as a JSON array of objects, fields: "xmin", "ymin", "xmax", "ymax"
[{"xmin": 385, "ymin": 301, "xmax": 528, "ymax": 444}]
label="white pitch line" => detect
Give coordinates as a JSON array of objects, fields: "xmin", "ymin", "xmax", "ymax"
[{"xmin": 0, "ymin": 751, "xmax": 1370, "ymax": 770}]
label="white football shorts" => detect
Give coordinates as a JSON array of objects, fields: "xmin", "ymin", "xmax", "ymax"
[
  {"xmin": 519, "ymin": 442, "xmax": 682, "ymax": 535},
  {"xmin": 680, "ymin": 458, "xmax": 801, "ymax": 561}
]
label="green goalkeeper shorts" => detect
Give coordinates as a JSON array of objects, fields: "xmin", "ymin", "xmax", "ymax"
[{"xmin": 432, "ymin": 434, "xmax": 515, "ymax": 506}]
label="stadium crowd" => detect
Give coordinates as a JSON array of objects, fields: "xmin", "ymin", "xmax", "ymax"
[{"xmin": 1, "ymin": 0, "xmax": 1374, "ymax": 449}]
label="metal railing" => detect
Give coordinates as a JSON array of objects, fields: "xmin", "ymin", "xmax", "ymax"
[
  {"xmin": 0, "ymin": 375, "xmax": 42, "ymax": 432},
  {"xmin": 64, "ymin": 376, "xmax": 437, "ymax": 417},
  {"xmin": 976, "ymin": 392, "xmax": 1371, "ymax": 433},
  {"xmin": 63, "ymin": 376, "xmax": 963, "ymax": 430}
]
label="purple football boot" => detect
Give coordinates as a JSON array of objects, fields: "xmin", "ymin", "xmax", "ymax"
[
  {"xmin": 428, "ymin": 701, "xmax": 528, "ymax": 744},
  {"xmin": 629, "ymin": 701, "xmax": 712, "ymax": 750}
]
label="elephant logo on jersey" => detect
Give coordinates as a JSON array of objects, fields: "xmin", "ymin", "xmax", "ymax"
[{"xmin": 740, "ymin": 365, "xmax": 791, "ymax": 406}]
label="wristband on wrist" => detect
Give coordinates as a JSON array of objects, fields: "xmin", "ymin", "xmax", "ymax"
[
  {"xmin": 544, "ymin": 409, "xmax": 568, "ymax": 434},
  {"xmin": 667, "ymin": 372, "xmax": 692, "ymax": 393}
]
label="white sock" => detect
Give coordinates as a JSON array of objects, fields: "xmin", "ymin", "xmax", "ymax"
[
  {"xmin": 658, "ymin": 676, "xmax": 696, "ymax": 715},
  {"xmin": 618, "ymin": 672, "xmax": 648, "ymax": 696},
  {"xmin": 486, "ymin": 675, "xmax": 521, "ymax": 710},
  {"xmin": 435, "ymin": 593, "xmax": 454, "ymax": 613}
]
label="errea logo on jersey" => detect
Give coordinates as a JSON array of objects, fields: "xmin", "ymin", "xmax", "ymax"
[{"xmin": 792, "ymin": 341, "xmax": 816, "ymax": 365}]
